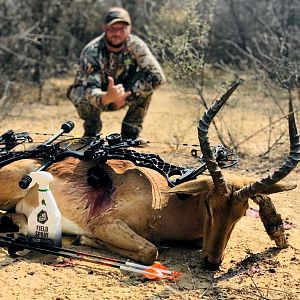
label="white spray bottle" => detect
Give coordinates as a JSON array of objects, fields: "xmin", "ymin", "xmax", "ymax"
[{"xmin": 27, "ymin": 171, "xmax": 62, "ymax": 247}]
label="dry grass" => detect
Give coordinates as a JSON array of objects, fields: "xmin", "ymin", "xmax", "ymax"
[{"xmin": 0, "ymin": 72, "xmax": 299, "ymax": 299}]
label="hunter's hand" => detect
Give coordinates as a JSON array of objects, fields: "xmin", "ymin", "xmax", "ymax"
[{"xmin": 102, "ymin": 76, "xmax": 131, "ymax": 109}]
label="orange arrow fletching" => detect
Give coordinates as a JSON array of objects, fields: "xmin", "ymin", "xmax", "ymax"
[
  {"xmin": 144, "ymin": 262, "xmax": 183, "ymax": 281},
  {"xmin": 144, "ymin": 267, "xmax": 165, "ymax": 280}
]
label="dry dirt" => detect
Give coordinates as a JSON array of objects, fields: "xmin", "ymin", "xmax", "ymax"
[{"xmin": 0, "ymin": 76, "xmax": 299, "ymax": 300}]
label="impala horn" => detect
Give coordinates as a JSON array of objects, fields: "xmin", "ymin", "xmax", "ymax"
[{"xmin": 198, "ymin": 79, "xmax": 243, "ymax": 194}]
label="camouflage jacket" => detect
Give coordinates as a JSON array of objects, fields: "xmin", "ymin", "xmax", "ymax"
[{"xmin": 67, "ymin": 34, "xmax": 166, "ymax": 108}]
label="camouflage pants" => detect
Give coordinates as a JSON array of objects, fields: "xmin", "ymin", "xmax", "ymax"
[{"xmin": 74, "ymin": 94, "xmax": 152, "ymax": 139}]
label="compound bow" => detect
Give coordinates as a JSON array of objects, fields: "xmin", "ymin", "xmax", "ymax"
[{"xmin": 0, "ymin": 121, "xmax": 238, "ymax": 188}]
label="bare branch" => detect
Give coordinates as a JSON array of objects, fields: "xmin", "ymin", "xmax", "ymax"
[{"xmin": 0, "ymin": 81, "xmax": 12, "ymax": 110}]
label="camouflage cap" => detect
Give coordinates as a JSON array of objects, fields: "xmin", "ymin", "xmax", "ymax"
[{"xmin": 104, "ymin": 7, "xmax": 131, "ymax": 25}]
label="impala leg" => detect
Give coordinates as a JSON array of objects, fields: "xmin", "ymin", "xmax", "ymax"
[
  {"xmin": 77, "ymin": 235, "xmax": 104, "ymax": 248},
  {"xmin": 0, "ymin": 212, "xmax": 28, "ymax": 235},
  {"xmin": 90, "ymin": 219, "xmax": 158, "ymax": 265},
  {"xmin": 251, "ymin": 195, "xmax": 288, "ymax": 249}
]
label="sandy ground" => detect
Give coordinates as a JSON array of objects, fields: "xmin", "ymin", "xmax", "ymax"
[{"xmin": 0, "ymin": 77, "xmax": 299, "ymax": 299}]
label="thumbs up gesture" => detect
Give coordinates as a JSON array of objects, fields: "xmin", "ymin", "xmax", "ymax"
[{"xmin": 102, "ymin": 76, "xmax": 131, "ymax": 110}]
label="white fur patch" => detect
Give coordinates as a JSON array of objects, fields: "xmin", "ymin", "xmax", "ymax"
[
  {"xmin": 15, "ymin": 200, "xmax": 35, "ymax": 218},
  {"xmin": 61, "ymin": 218, "xmax": 85, "ymax": 235},
  {"xmin": 16, "ymin": 200, "xmax": 85, "ymax": 235}
]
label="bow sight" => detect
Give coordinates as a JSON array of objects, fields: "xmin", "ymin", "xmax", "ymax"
[
  {"xmin": 0, "ymin": 121, "xmax": 238, "ymax": 188},
  {"xmin": 0, "ymin": 129, "xmax": 33, "ymax": 153}
]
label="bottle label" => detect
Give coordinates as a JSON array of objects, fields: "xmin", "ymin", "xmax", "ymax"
[
  {"xmin": 37, "ymin": 210, "xmax": 48, "ymax": 224},
  {"xmin": 35, "ymin": 225, "xmax": 49, "ymax": 238}
]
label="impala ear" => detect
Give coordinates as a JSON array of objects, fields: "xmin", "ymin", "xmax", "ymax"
[
  {"xmin": 261, "ymin": 183, "xmax": 297, "ymax": 194},
  {"xmin": 163, "ymin": 178, "xmax": 212, "ymax": 200}
]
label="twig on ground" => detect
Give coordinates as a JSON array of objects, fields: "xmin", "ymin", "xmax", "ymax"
[{"xmin": 164, "ymin": 284, "xmax": 188, "ymax": 300}]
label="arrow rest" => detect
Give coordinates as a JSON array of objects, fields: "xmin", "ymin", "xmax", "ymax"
[{"xmin": 191, "ymin": 144, "xmax": 238, "ymax": 169}]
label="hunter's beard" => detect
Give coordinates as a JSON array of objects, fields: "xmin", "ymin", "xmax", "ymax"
[{"xmin": 105, "ymin": 37, "xmax": 126, "ymax": 49}]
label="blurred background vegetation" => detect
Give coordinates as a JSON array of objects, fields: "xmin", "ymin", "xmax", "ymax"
[
  {"xmin": 1, "ymin": 0, "xmax": 299, "ymax": 94},
  {"xmin": 0, "ymin": 0, "xmax": 299, "ymax": 149}
]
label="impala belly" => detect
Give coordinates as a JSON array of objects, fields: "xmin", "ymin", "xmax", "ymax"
[
  {"xmin": 15, "ymin": 196, "xmax": 85, "ymax": 235},
  {"xmin": 61, "ymin": 217, "xmax": 85, "ymax": 235}
]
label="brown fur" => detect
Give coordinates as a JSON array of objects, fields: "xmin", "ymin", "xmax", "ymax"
[{"xmin": 0, "ymin": 156, "xmax": 295, "ymax": 267}]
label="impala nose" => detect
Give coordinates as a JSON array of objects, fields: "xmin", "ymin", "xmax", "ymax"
[{"xmin": 203, "ymin": 256, "xmax": 221, "ymax": 271}]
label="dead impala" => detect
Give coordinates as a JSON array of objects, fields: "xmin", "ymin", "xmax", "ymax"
[{"xmin": 0, "ymin": 81, "xmax": 299, "ymax": 270}]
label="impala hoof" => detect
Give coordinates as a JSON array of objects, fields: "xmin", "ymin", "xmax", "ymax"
[{"xmin": 203, "ymin": 256, "xmax": 221, "ymax": 271}]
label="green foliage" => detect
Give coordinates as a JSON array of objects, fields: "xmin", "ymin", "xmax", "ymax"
[
  {"xmin": 144, "ymin": 0, "xmax": 216, "ymax": 83},
  {"xmin": 0, "ymin": 0, "xmax": 112, "ymax": 95},
  {"xmin": 1, "ymin": 0, "xmax": 299, "ymax": 97}
]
